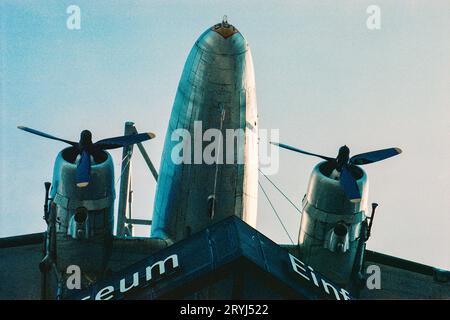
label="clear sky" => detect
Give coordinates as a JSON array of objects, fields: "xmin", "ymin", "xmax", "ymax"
[{"xmin": 1, "ymin": 1, "xmax": 449, "ymax": 269}]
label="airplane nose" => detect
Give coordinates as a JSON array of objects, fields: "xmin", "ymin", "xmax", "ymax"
[{"xmin": 196, "ymin": 16, "xmax": 248, "ymax": 55}]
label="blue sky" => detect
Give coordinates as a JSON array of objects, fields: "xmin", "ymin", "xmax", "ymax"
[{"xmin": 1, "ymin": 1, "xmax": 449, "ymax": 269}]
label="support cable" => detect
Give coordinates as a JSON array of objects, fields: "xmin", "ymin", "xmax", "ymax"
[{"xmin": 258, "ymin": 181, "xmax": 295, "ymax": 245}]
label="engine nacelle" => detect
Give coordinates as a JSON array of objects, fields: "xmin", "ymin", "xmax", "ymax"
[
  {"xmin": 298, "ymin": 161, "xmax": 368, "ymax": 287},
  {"xmin": 49, "ymin": 147, "xmax": 115, "ymax": 277}
]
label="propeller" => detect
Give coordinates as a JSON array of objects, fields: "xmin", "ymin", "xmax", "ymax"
[
  {"xmin": 271, "ymin": 142, "xmax": 402, "ymax": 203},
  {"xmin": 18, "ymin": 126, "xmax": 156, "ymax": 188}
]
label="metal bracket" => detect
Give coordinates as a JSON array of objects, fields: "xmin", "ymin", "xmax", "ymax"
[{"xmin": 116, "ymin": 121, "xmax": 158, "ymax": 237}]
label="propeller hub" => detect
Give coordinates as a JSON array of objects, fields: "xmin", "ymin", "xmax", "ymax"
[
  {"xmin": 79, "ymin": 130, "xmax": 93, "ymax": 148},
  {"xmin": 336, "ymin": 145, "xmax": 350, "ymax": 171}
]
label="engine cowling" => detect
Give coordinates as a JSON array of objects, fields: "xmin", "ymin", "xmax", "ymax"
[
  {"xmin": 298, "ymin": 161, "xmax": 368, "ymax": 287},
  {"xmin": 50, "ymin": 147, "xmax": 115, "ymax": 277}
]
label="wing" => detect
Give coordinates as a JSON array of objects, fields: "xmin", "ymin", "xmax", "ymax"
[
  {"xmin": 271, "ymin": 142, "xmax": 333, "ymax": 161},
  {"xmin": 340, "ymin": 166, "xmax": 361, "ymax": 203},
  {"xmin": 18, "ymin": 126, "xmax": 77, "ymax": 146},
  {"xmin": 95, "ymin": 132, "xmax": 156, "ymax": 150},
  {"xmin": 76, "ymin": 150, "xmax": 91, "ymax": 187},
  {"xmin": 350, "ymin": 148, "xmax": 402, "ymax": 165}
]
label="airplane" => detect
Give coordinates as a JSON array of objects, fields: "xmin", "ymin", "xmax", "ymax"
[{"xmin": 0, "ymin": 17, "xmax": 448, "ymax": 300}]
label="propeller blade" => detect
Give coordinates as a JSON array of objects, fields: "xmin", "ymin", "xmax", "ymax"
[
  {"xmin": 17, "ymin": 126, "xmax": 78, "ymax": 146},
  {"xmin": 350, "ymin": 147, "xmax": 402, "ymax": 165},
  {"xmin": 76, "ymin": 151, "xmax": 91, "ymax": 188},
  {"xmin": 340, "ymin": 166, "xmax": 361, "ymax": 203},
  {"xmin": 270, "ymin": 142, "xmax": 333, "ymax": 161},
  {"xmin": 95, "ymin": 132, "xmax": 156, "ymax": 150}
]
